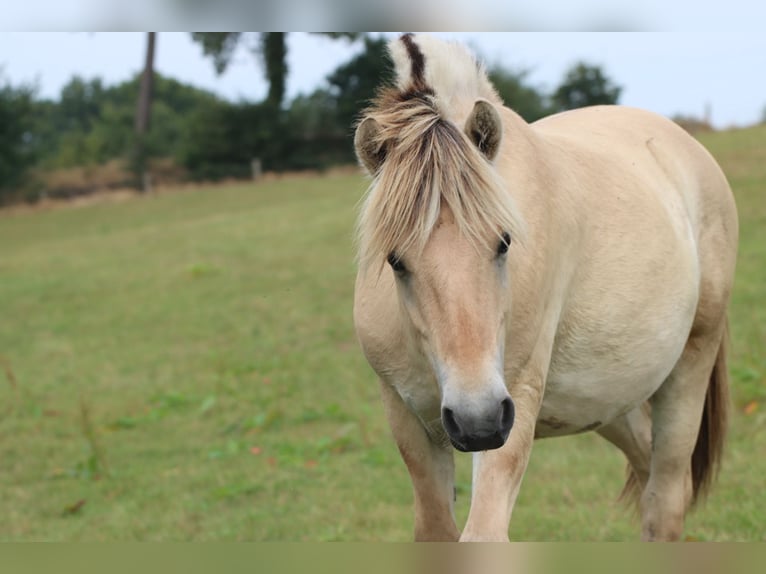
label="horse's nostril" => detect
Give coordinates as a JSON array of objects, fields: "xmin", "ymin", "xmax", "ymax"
[
  {"xmin": 500, "ymin": 397, "xmax": 515, "ymax": 430},
  {"xmin": 442, "ymin": 407, "xmax": 461, "ymax": 437}
]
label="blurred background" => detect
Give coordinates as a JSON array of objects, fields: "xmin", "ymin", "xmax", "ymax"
[
  {"xmin": 1, "ymin": 32, "xmax": 764, "ymax": 541},
  {"xmin": 2, "ymin": 32, "xmax": 765, "ymax": 204}
]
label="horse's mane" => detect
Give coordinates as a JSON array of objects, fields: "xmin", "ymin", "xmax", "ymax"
[{"xmin": 356, "ymin": 34, "xmax": 525, "ymax": 271}]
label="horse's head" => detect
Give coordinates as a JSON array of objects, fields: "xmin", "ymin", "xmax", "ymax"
[
  {"xmin": 389, "ymin": 204, "xmax": 515, "ymax": 453},
  {"xmin": 355, "ymin": 97, "xmax": 522, "ymax": 452}
]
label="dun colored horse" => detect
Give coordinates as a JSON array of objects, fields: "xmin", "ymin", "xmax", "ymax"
[{"xmin": 353, "ymin": 34, "xmax": 738, "ymax": 541}]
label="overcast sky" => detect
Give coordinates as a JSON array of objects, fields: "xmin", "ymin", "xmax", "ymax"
[{"xmin": 1, "ymin": 32, "xmax": 764, "ymax": 129}]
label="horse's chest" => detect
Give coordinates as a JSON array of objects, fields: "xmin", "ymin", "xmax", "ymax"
[{"xmin": 394, "ymin": 366, "xmax": 443, "ymax": 423}]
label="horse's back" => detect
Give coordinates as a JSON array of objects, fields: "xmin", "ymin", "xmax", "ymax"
[
  {"xmin": 533, "ymin": 105, "xmax": 737, "ymax": 247},
  {"xmin": 534, "ymin": 105, "xmax": 737, "ymax": 297}
]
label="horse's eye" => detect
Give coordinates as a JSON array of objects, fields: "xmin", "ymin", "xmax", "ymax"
[
  {"xmin": 387, "ymin": 252, "xmax": 407, "ymax": 274},
  {"xmin": 496, "ymin": 232, "xmax": 511, "ymax": 256}
]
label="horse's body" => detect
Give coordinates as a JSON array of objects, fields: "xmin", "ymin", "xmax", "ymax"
[{"xmin": 353, "ymin": 34, "xmax": 737, "ymax": 541}]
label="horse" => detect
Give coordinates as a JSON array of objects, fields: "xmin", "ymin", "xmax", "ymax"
[{"xmin": 352, "ymin": 34, "xmax": 738, "ymax": 541}]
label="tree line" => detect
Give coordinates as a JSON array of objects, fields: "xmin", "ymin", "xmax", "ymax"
[{"xmin": 0, "ymin": 34, "xmax": 623, "ymax": 204}]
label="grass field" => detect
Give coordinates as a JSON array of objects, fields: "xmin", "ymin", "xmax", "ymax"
[{"xmin": 1, "ymin": 126, "xmax": 764, "ymax": 541}]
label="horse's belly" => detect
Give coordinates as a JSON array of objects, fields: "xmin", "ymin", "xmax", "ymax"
[
  {"xmin": 537, "ymin": 302, "xmax": 696, "ymax": 438},
  {"xmin": 536, "ymin": 369, "xmax": 663, "ymax": 438},
  {"xmin": 535, "ymin": 215, "xmax": 700, "ymax": 438}
]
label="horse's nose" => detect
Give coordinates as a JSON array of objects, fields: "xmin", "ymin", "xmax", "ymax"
[{"xmin": 441, "ymin": 396, "xmax": 515, "ymax": 452}]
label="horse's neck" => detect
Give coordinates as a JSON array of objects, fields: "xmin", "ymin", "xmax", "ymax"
[
  {"xmin": 498, "ymin": 109, "xmax": 579, "ymax": 324},
  {"xmin": 496, "ymin": 108, "xmax": 549, "ymax": 211}
]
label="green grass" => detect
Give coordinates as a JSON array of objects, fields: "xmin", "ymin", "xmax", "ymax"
[{"xmin": 1, "ymin": 126, "xmax": 764, "ymax": 541}]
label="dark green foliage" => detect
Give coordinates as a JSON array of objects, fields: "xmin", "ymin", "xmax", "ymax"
[
  {"xmin": 326, "ymin": 36, "xmax": 391, "ymax": 130},
  {"xmin": 59, "ymin": 77, "xmax": 105, "ymax": 132},
  {"xmin": 0, "ymin": 35, "xmax": 625, "ymax": 202},
  {"xmin": 552, "ymin": 62, "xmax": 622, "ymax": 110},
  {"xmin": 285, "ymin": 91, "xmax": 354, "ymax": 169},
  {"xmin": 0, "ymin": 77, "xmax": 37, "ymax": 200},
  {"xmin": 39, "ymin": 77, "xmax": 122, "ymax": 167},
  {"xmin": 487, "ymin": 66, "xmax": 554, "ymax": 122},
  {"xmin": 289, "ymin": 35, "xmax": 388, "ymax": 168},
  {"xmin": 190, "ymin": 33, "xmax": 243, "ymax": 74},
  {"xmin": 178, "ymin": 34, "xmax": 377, "ymax": 177},
  {"xmin": 178, "ymin": 97, "xmax": 354, "ymax": 179},
  {"xmin": 178, "ymin": 101, "xmax": 283, "ymax": 180},
  {"xmin": 37, "ymin": 74, "xmax": 219, "ymax": 170}
]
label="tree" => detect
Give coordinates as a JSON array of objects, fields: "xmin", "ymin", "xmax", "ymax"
[
  {"xmin": 135, "ymin": 33, "xmax": 156, "ymax": 135},
  {"xmin": 487, "ymin": 66, "xmax": 553, "ymax": 122},
  {"xmin": 261, "ymin": 33, "xmax": 287, "ymax": 108},
  {"xmin": 190, "ymin": 33, "xmax": 288, "ymax": 108},
  {"xmin": 27, "ymin": 72, "xmax": 222, "ymax": 172},
  {"xmin": 58, "ymin": 77, "xmax": 105, "ymax": 132},
  {"xmin": 190, "ymin": 33, "xmax": 358, "ymax": 108},
  {"xmin": 0, "ymin": 76, "xmax": 37, "ymax": 200},
  {"xmin": 326, "ymin": 36, "xmax": 390, "ymax": 131},
  {"xmin": 133, "ymin": 32, "xmax": 156, "ymax": 190},
  {"xmin": 552, "ymin": 62, "xmax": 622, "ymax": 111}
]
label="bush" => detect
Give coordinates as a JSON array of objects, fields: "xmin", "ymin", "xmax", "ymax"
[
  {"xmin": 178, "ymin": 98, "xmax": 355, "ymax": 181},
  {"xmin": 672, "ymin": 115, "xmax": 714, "ymax": 135}
]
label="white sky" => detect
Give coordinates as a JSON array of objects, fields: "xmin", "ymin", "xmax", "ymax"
[{"xmin": 0, "ymin": 32, "xmax": 764, "ymax": 129}]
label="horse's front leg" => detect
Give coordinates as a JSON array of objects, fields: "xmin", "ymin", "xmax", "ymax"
[
  {"xmin": 461, "ymin": 379, "xmax": 543, "ymax": 542},
  {"xmin": 379, "ymin": 379, "xmax": 460, "ymax": 541}
]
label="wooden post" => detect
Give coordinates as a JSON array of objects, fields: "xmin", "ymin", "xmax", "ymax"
[
  {"xmin": 251, "ymin": 158, "xmax": 263, "ymax": 182},
  {"xmin": 142, "ymin": 171, "xmax": 153, "ymax": 195}
]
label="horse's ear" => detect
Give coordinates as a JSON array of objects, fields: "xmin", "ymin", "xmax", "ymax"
[
  {"xmin": 465, "ymin": 100, "xmax": 503, "ymax": 161},
  {"xmin": 354, "ymin": 117, "xmax": 387, "ymax": 175}
]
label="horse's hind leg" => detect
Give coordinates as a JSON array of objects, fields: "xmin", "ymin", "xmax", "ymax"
[
  {"xmin": 378, "ymin": 379, "xmax": 460, "ymax": 541},
  {"xmin": 596, "ymin": 404, "xmax": 652, "ymax": 502},
  {"xmin": 641, "ymin": 326, "xmax": 727, "ymax": 541}
]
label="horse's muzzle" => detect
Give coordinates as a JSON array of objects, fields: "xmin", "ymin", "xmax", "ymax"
[{"xmin": 441, "ymin": 397, "xmax": 515, "ymax": 452}]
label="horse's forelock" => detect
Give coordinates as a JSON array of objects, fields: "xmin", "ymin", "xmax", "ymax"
[
  {"xmin": 355, "ymin": 35, "xmax": 523, "ymax": 272},
  {"xmin": 356, "ymin": 97, "xmax": 523, "ymax": 272}
]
